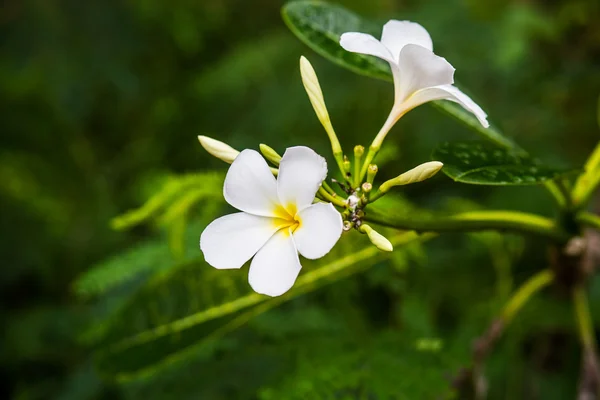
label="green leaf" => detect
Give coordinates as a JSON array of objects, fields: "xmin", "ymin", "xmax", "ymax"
[
  {"xmin": 74, "ymin": 240, "xmax": 173, "ymax": 298},
  {"xmin": 92, "ymin": 232, "xmax": 431, "ymax": 381},
  {"xmin": 282, "ymin": 1, "xmax": 523, "ymax": 152},
  {"xmin": 111, "ymin": 172, "xmax": 224, "ymax": 231},
  {"xmin": 432, "ymin": 141, "xmax": 576, "ymax": 185}
]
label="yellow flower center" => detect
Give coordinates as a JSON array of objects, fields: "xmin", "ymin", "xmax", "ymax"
[{"xmin": 272, "ymin": 203, "xmax": 301, "ymax": 235}]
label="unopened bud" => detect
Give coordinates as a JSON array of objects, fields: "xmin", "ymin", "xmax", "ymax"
[
  {"xmin": 367, "ymin": 164, "xmax": 378, "ymax": 185},
  {"xmin": 379, "ymin": 161, "xmax": 443, "ymax": 193},
  {"xmin": 197, "ymin": 135, "xmax": 239, "ymax": 164},
  {"xmin": 354, "ymin": 145, "xmax": 364, "ymax": 158},
  {"xmin": 343, "ymin": 155, "xmax": 351, "ymax": 176},
  {"xmin": 361, "ymin": 182, "xmax": 372, "ymax": 193},
  {"xmin": 259, "ymin": 144, "xmax": 282, "ymax": 165},
  {"xmin": 300, "ymin": 56, "xmax": 342, "ymax": 155},
  {"xmin": 360, "ymin": 224, "xmax": 393, "ymax": 252}
]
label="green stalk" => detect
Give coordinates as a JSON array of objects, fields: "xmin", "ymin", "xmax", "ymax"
[
  {"xmin": 321, "ymin": 180, "xmax": 337, "ymax": 196},
  {"xmin": 358, "ymin": 109, "xmax": 402, "ymax": 183},
  {"xmin": 364, "ymin": 209, "xmax": 570, "ymax": 242},
  {"xmin": 353, "ymin": 145, "xmax": 364, "ymax": 188},
  {"xmin": 576, "ymin": 211, "xmax": 600, "ymax": 230},
  {"xmin": 544, "ymin": 181, "xmax": 568, "ymax": 209},
  {"xmin": 501, "ymin": 270, "xmax": 554, "ymax": 323},
  {"xmin": 574, "ymin": 287, "xmax": 596, "ymax": 350},
  {"xmin": 317, "ymin": 186, "xmax": 347, "ymax": 208}
]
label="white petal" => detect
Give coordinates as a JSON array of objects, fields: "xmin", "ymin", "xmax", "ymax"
[
  {"xmin": 381, "ymin": 20, "xmax": 433, "ymax": 62},
  {"xmin": 396, "ymin": 44, "xmax": 455, "ymax": 102},
  {"xmin": 277, "ymin": 146, "xmax": 327, "ymax": 211},
  {"xmin": 200, "ymin": 212, "xmax": 278, "ymax": 270},
  {"xmin": 248, "ymin": 229, "xmax": 302, "ymax": 297},
  {"xmin": 339, "ymin": 32, "xmax": 396, "ymax": 64},
  {"xmin": 223, "ymin": 149, "xmax": 279, "ymax": 217},
  {"xmin": 293, "ymin": 203, "xmax": 343, "ymax": 259},
  {"xmin": 403, "ymin": 84, "xmax": 489, "ymax": 128}
]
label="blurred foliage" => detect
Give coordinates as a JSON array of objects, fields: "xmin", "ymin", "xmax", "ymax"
[{"xmin": 2, "ymin": 0, "xmax": 600, "ymax": 399}]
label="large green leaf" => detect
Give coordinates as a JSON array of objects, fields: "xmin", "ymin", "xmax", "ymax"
[
  {"xmin": 92, "ymin": 232, "xmax": 432, "ymax": 381},
  {"xmin": 432, "ymin": 141, "xmax": 576, "ymax": 185},
  {"xmin": 282, "ymin": 1, "xmax": 523, "ymax": 152}
]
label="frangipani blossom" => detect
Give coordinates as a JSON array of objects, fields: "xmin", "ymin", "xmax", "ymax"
[
  {"xmin": 340, "ymin": 20, "xmax": 489, "ymax": 129},
  {"xmin": 200, "ymin": 146, "xmax": 343, "ymax": 297}
]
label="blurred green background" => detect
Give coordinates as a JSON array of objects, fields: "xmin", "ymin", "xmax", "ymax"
[{"xmin": 2, "ymin": 0, "xmax": 600, "ymax": 399}]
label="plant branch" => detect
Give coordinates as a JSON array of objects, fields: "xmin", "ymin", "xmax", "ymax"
[
  {"xmin": 502, "ymin": 269, "xmax": 555, "ymax": 323},
  {"xmin": 544, "ymin": 181, "xmax": 569, "ymax": 208},
  {"xmin": 452, "ymin": 270, "xmax": 554, "ymax": 397},
  {"xmin": 365, "ymin": 209, "xmax": 570, "ymax": 242},
  {"xmin": 573, "ymin": 286, "xmax": 600, "ymax": 399},
  {"xmin": 317, "ymin": 186, "xmax": 347, "ymax": 208},
  {"xmin": 574, "ymin": 287, "xmax": 596, "ymax": 351},
  {"xmin": 578, "ymin": 212, "xmax": 600, "ymax": 231}
]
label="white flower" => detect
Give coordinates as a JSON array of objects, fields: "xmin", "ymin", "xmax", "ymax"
[
  {"xmin": 200, "ymin": 146, "xmax": 343, "ymax": 297},
  {"xmin": 340, "ymin": 20, "xmax": 489, "ymax": 129}
]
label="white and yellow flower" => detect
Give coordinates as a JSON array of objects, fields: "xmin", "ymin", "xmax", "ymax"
[
  {"xmin": 340, "ymin": 20, "xmax": 489, "ymax": 132},
  {"xmin": 200, "ymin": 146, "xmax": 343, "ymax": 297}
]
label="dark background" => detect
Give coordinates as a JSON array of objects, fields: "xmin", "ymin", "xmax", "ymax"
[{"xmin": 2, "ymin": 0, "xmax": 600, "ymax": 398}]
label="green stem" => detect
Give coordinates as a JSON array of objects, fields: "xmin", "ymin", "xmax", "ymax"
[
  {"xmin": 501, "ymin": 270, "xmax": 554, "ymax": 323},
  {"xmin": 333, "ymin": 151, "xmax": 350, "ymax": 185},
  {"xmin": 368, "ymin": 189, "xmax": 385, "ymax": 203},
  {"xmin": 577, "ymin": 211, "xmax": 600, "ymax": 230},
  {"xmin": 317, "ymin": 186, "xmax": 347, "ymax": 208},
  {"xmin": 321, "ymin": 180, "xmax": 337, "ymax": 196},
  {"xmin": 364, "ymin": 209, "xmax": 570, "ymax": 242},
  {"xmin": 574, "ymin": 287, "xmax": 596, "ymax": 350},
  {"xmin": 358, "ymin": 110, "xmax": 402, "ymax": 183},
  {"xmin": 544, "ymin": 181, "xmax": 568, "ymax": 209},
  {"xmin": 358, "ymin": 146, "xmax": 377, "ymax": 185}
]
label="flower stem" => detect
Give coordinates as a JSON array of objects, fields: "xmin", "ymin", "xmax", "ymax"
[
  {"xmin": 358, "ymin": 110, "xmax": 402, "ymax": 183},
  {"xmin": 321, "ymin": 180, "xmax": 337, "ymax": 196},
  {"xmin": 317, "ymin": 186, "xmax": 347, "ymax": 208},
  {"xmin": 364, "ymin": 209, "xmax": 570, "ymax": 242}
]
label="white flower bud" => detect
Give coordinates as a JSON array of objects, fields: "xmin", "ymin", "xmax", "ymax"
[
  {"xmin": 197, "ymin": 135, "xmax": 239, "ymax": 164},
  {"xmin": 361, "ymin": 224, "xmax": 393, "ymax": 252},
  {"xmin": 299, "ymin": 56, "xmax": 342, "ymax": 155},
  {"xmin": 379, "ymin": 161, "xmax": 443, "ymax": 193}
]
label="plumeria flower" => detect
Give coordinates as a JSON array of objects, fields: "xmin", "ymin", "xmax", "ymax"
[
  {"xmin": 340, "ymin": 20, "xmax": 489, "ymax": 131},
  {"xmin": 200, "ymin": 146, "xmax": 343, "ymax": 297}
]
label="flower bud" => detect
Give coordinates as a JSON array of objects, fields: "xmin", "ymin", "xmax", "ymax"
[
  {"xmin": 360, "ymin": 224, "xmax": 393, "ymax": 252},
  {"xmin": 343, "ymin": 155, "xmax": 351, "ymax": 176},
  {"xmin": 379, "ymin": 161, "xmax": 443, "ymax": 193},
  {"xmin": 197, "ymin": 135, "xmax": 239, "ymax": 164},
  {"xmin": 354, "ymin": 145, "xmax": 364, "ymax": 158},
  {"xmin": 367, "ymin": 164, "xmax": 378, "ymax": 185},
  {"xmin": 300, "ymin": 56, "xmax": 342, "ymax": 156},
  {"xmin": 259, "ymin": 144, "xmax": 282, "ymax": 165}
]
